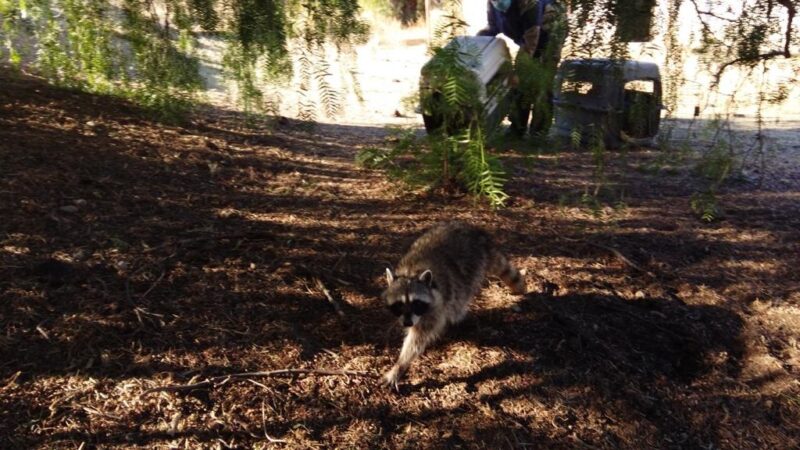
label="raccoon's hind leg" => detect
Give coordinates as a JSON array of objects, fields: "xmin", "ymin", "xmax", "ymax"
[{"xmin": 489, "ymin": 251, "xmax": 527, "ymax": 295}]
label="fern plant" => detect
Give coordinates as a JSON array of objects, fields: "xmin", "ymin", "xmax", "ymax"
[
  {"xmin": 461, "ymin": 126, "xmax": 509, "ymax": 206},
  {"xmin": 404, "ymin": 10, "xmax": 510, "ymax": 206},
  {"xmin": 420, "ymin": 43, "xmax": 483, "ymax": 133},
  {"xmin": 359, "ymin": 26, "xmax": 510, "ymax": 208}
]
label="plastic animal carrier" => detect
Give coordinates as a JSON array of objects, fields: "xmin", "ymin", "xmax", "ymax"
[
  {"xmin": 552, "ymin": 59, "xmax": 662, "ymax": 147},
  {"xmin": 419, "ymin": 36, "xmax": 513, "ymax": 134}
]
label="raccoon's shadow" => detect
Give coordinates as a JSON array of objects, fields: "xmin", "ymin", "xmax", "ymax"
[{"xmin": 422, "ymin": 291, "xmax": 744, "ymax": 390}]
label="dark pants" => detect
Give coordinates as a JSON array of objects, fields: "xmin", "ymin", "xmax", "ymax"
[
  {"xmin": 509, "ymin": 52, "xmax": 559, "ymax": 137},
  {"xmin": 509, "ymin": 86, "xmax": 554, "ymax": 135},
  {"xmin": 509, "ymin": 20, "xmax": 565, "ymax": 137}
]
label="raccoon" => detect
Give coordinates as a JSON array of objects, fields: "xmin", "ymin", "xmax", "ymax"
[{"xmin": 381, "ymin": 221, "xmax": 526, "ymax": 389}]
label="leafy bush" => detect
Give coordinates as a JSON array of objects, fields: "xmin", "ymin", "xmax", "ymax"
[
  {"xmin": 358, "ymin": 125, "xmax": 509, "ymax": 208},
  {"xmin": 0, "ymin": 0, "xmax": 368, "ymax": 122},
  {"xmin": 359, "ymin": 23, "xmax": 511, "ymax": 208}
]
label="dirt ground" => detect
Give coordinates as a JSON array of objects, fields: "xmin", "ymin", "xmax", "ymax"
[{"xmin": 1, "ymin": 63, "xmax": 800, "ymax": 450}]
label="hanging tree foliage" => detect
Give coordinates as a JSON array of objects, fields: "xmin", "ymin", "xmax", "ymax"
[
  {"xmin": 1, "ymin": 0, "xmax": 795, "ymax": 121},
  {"xmin": 564, "ymin": 0, "xmax": 797, "ymax": 71},
  {"xmin": 361, "ymin": 0, "xmax": 796, "ymax": 208},
  {"xmin": 0, "ymin": 0, "xmax": 796, "ymax": 208},
  {"xmin": 0, "ymin": 0, "xmax": 369, "ymax": 121}
]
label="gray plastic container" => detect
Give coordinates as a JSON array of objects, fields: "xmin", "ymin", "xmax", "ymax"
[
  {"xmin": 419, "ymin": 36, "xmax": 513, "ymax": 134},
  {"xmin": 552, "ymin": 58, "xmax": 662, "ymax": 147}
]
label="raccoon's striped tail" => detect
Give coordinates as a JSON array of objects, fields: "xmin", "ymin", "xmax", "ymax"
[{"xmin": 489, "ymin": 251, "xmax": 527, "ymax": 295}]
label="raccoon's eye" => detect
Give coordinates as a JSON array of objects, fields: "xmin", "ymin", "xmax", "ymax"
[
  {"xmin": 411, "ymin": 300, "xmax": 429, "ymax": 316},
  {"xmin": 388, "ymin": 302, "xmax": 404, "ymax": 317}
]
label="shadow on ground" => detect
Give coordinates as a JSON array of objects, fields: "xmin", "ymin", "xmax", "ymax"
[{"xmin": 1, "ymin": 69, "xmax": 798, "ymax": 449}]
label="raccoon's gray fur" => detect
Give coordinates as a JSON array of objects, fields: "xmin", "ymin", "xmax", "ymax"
[{"xmin": 381, "ymin": 221, "xmax": 526, "ymax": 389}]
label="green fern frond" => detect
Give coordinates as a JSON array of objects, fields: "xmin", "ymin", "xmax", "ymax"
[
  {"xmin": 460, "ymin": 126, "xmax": 508, "ymax": 207},
  {"xmin": 570, "ymin": 127, "xmax": 582, "ymax": 149}
]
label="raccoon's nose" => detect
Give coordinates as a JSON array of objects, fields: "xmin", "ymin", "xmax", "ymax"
[{"xmin": 403, "ymin": 317, "xmax": 414, "ymax": 327}]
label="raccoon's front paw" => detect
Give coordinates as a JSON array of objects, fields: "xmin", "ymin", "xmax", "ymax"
[
  {"xmin": 382, "ymin": 365, "xmax": 403, "ymax": 391},
  {"xmin": 512, "ymin": 268, "xmax": 528, "ymax": 295}
]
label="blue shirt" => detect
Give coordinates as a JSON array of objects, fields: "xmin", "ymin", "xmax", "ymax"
[{"xmin": 478, "ymin": 0, "xmax": 552, "ymax": 49}]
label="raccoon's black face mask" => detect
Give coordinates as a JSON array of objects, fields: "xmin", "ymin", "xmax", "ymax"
[
  {"xmin": 388, "ymin": 299, "xmax": 431, "ymax": 326},
  {"xmin": 383, "ymin": 270, "xmax": 436, "ymax": 327}
]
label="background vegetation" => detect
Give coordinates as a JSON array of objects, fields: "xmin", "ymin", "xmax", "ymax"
[
  {"xmin": 0, "ymin": 0, "xmax": 797, "ymax": 208},
  {"xmin": 0, "ymin": 0, "xmax": 368, "ymax": 122},
  {"xmin": 1, "ymin": 3, "xmax": 799, "ymax": 448}
]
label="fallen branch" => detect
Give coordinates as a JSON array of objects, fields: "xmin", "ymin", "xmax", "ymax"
[
  {"xmin": 584, "ymin": 241, "xmax": 657, "ymax": 279},
  {"xmin": 552, "ymin": 232, "xmax": 657, "ymax": 278},
  {"xmin": 314, "ymin": 277, "xmax": 347, "ymax": 317},
  {"xmin": 262, "ymin": 400, "xmax": 286, "ymax": 443},
  {"xmin": 140, "ymin": 269, "xmax": 166, "ymax": 300},
  {"xmin": 142, "ymin": 368, "xmax": 376, "ymax": 396}
]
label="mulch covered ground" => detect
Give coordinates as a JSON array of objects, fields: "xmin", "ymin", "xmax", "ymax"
[{"xmin": 1, "ymin": 69, "xmax": 799, "ymax": 449}]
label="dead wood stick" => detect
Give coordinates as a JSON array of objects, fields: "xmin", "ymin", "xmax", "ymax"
[
  {"xmin": 142, "ymin": 368, "xmax": 376, "ymax": 396},
  {"xmin": 314, "ymin": 277, "xmax": 346, "ymax": 317},
  {"xmin": 124, "ymin": 253, "xmax": 175, "ymax": 305},
  {"xmin": 555, "ymin": 233, "xmax": 656, "ymax": 278},
  {"xmin": 139, "ymin": 269, "xmax": 166, "ymax": 300},
  {"xmin": 261, "ymin": 400, "xmax": 286, "ymax": 443},
  {"xmin": 586, "ymin": 241, "xmax": 656, "ymax": 278}
]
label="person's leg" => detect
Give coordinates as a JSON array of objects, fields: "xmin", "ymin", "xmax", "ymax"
[
  {"xmin": 529, "ymin": 2, "xmax": 568, "ymax": 136},
  {"xmin": 528, "ymin": 75, "xmax": 553, "ymax": 135},
  {"xmin": 508, "ymin": 87, "xmax": 530, "ymax": 137},
  {"xmin": 528, "ymin": 41, "xmax": 559, "ymax": 135},
  {"xmin": 509, "ymin": 50, "xmax": 536, "ymax": 138}
]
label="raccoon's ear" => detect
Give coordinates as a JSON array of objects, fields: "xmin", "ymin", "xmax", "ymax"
[
  {"xmin": 385, "ymin": 268, "xmax": 395, "ymax": 285},
  {"xmin": 418, "ymin": 269, "xmax": 434, "ymax": 288}
]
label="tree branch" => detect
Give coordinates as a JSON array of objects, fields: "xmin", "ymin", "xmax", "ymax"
[
  {"xmin": 713, "ymin": 50, "xmax": 787, "ymax": 86},
  {"xmin": 688, "ymin": 0, "xmax": 796, "ymax": 85},
  {"xmin": 775, "ymin": 0, "xmax": 796, "ymax": 57},
  {"xmin": 687, "ymin": 0, "xmax": 725, "ymax": 38},
  {"xmin": 688, "ymin": 0, "xmax": 737, "ymax": 23}
]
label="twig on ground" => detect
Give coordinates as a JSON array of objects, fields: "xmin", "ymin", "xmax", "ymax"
[
  {"xmin": 248, "ymin": 379, "xmax": 271, "ymax": 390},
  {"xmin": 262, "ymin": 400, "xmax": 287, "ymax": 443},
  {"xmin": 314, "ymin": 277, "xmax": 347, "ymax": 317},
  {"xmin": 35, "ymin": 324, "xmax": 50, "ymax": 340},
  {"xmin": 585, "ymin": 241, "xmax": 656, "ymax": 278},
  {"xmin": 124, "ymin": 252, "xmax": 175, "ymax": 305},
  {"xmin": 133, "ymin": 307, "xmax": 164, "ymax": 326},
  {"xmin": 332, "ymin": 276, "xmax": 352, "ymax": 286},
  {"xmin": 554, "ymin": 232, "xmax": 657, "ymax": 278},
  {"xmin": 81, "ymin": 405, "xmax": 123, "ymax": 421},
  {"xmin": 140, "ymin": 269, "xmax": 166, "ymax": 300},
  {"xmin": 142, "ymin": 368, "xmax": 376, "ymax": 396},
  {"xmin": 2, "ymin": 371, "xmax": 22, "ymax": 388}
]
